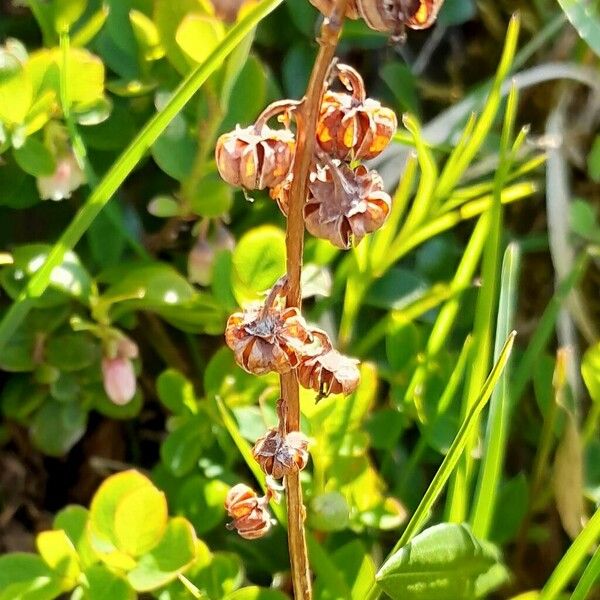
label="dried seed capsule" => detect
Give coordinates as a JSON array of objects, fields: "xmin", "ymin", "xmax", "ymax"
[
  {"xmin": 215, "ymin": 101, "xmax": 297, "ymax": 191},
  {"xmin": 297, "ymin": 330, "xmax": 360, "ymax": 398},
  {"xmin": 252, "ymin": 429, "xmax": 310, "ymax": 479},
  {"xmin": 309, "ymin": 0, "xmax": 443, "ymax": 39},
  {"xmin": 225, "ymin": 286, "xmax": 319, "ymax": 375},
  {"xmin": 224, "ymin": 484, "xmax": 273, "ymax": 540},
  {"xmin": 316, "ymin": 64, "xmax": 397, "ymax": 161},
  {"xmin": 302, "ymin": 161, "xmax": 391, "ymax": 249}
]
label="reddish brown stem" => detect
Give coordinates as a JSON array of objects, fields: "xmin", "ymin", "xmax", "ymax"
[{"xmin": 280, "ymin": 2, "xmax": 348, "ymax": 598}]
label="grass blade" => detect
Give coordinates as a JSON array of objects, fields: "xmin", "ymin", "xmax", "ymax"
[
  {"xmin": 571, "ymin": 545, "xmax": 600, "ymax": 600},
  {"xmin": 540, "ymin": 508, "xmax": 600, "ymax": 600},
  {"xmin": 432, "ymin": 14, "xmax": 520, "ymax": 202},
  {"xmin": 0, "ymin": 0, "xmax": 284, "ymax": 353},
  {"xmin": 470, "ymin": 243, "xmax": 521, "ymax": 537},
  {"xmin": 446, "ymin": 85, "xmax": 520, "ymax": 523}
]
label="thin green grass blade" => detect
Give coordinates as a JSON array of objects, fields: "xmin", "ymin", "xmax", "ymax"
[
  {"xmin": 396, "ymin": 115, "xmax": 438, "ymax": 235},
  {"xmin": 432, "ymin": 14, "xmax": 520, "ymax": 202},
  {"xmin": 446, "ymin": 85, "xmax": 520, "ymax": 523},
  {"xmin": 365, "ymin": 332, "xmax": 517, "ymax": 600},
  {"xmin": 511, "ymin": 252, "xmax": 589, "ymax": 403},
  {"xmin": 571, "ymin": 545, "xmax": 600, "ymax": 600},
  {"xmin": 0, "ymin": 0, "xmax": 284, "ymax": 353},
  {"xmin": 540, "ymin": 508, "xmax": 600, "ymax": 600},
  {"xmin": 403, "ymin": 215, "xmax": 489, "ymax": 411},
  {"xmin": 470, "ymin": 243, "xmax": 521, "ymax": 538},
  {"xmin": 382, "ymin": 180, "xmax": 536, "ymax": 271},
  {"xmin": 370, "ymin": 153, "xmax": 418, "ymax": 275}
]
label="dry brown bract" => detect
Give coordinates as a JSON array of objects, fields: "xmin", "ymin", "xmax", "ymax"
[
  {"xmin": 225, "ymin": 484, "xmax": 273, "ymax": 540},
  {"xmin": 303, "ymin": 161, "xmax": 391, "ymax": 249},
  {"xmin": 225, "ymin": 299, "xmax": 319, "ymax": 375},
  {"xmin": 316, "ymin": 64, "xmax": 397, "ymax": 161},
  {"xmin": 252, "ymin": 429, "xmax": 310, "ymax": 479}
]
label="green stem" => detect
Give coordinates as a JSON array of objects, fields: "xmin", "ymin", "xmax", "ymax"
[{"xmin": 0, "ymin": 0, "xmax": 284, "ymax": 354}]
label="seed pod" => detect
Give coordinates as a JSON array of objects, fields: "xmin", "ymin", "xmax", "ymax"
[
  {"xmin": 215, "ymin": 101, "xmax": 297, "ymax": 191},
  {"xmin": 224, "ymin": 484, "xmax": 273, "ymax": 540},
  {"xmin": 225, "ymin": 288, "xmax": 319, "ymax": 375},
  {"xmin": 300, "ymin": 161, "xmax": 391, "ymax": 249},
  {"xmin": 309, "ymin": 0, "xmax": 443, "ymax": 39},
  {"xmin": 298, "ymin": 331, "xmax": 360, "ymax": 398},
  {"xmin": 253, "ymin": 429, "xmax": 310, "ymax": 479},
  {"xmin": 316, "ymin": 65, "xmax": 397, "ymax": 161}
]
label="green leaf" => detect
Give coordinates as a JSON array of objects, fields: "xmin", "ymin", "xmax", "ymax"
[
  {"xmin": 157, "ymin": 369, "xmax": 198, "ymax": 415},
  {"xmin": 176, "ymin": 14, "xmax": 225, "ymax": 65},
  {"xmin": 53, "ymin": 0, "xmax": 87, "ymax": 32},
  {"xmin": 489, "ymin": 474, "xmax": 529, "ymax": 545},
  {"xmin": 0, "ymin": 553, "xmax": 62, "ymax": 600},
  {"xmin": 30, "ymin": 400, "xmax": 87, "ymax": 456},
  {"xmin": 100, "ymin": 263, "xmax": 196, "ymax": 312},
  {"xmin": 0, "ymin": 244, "xmax": 93, "ymax": 305},
  {"xmin": 88, "ymin": 470, "xmax": 157, "ymax": 569},
  {"xmin": 45, "ymin": 332, "xmax": 99, "ymax": 372},
  {"xmin": 0, "ymin": 51, "xmax": 33, "ymax": 125},
  {"xmin": 557, "ymin": 0, "xmax": 600, "ymax": 58},
  {"xmin": 161, "ymin": 418, "xmax": 206, "ymax": 476},
  {"xmin": 13, "ymin": 136, "xmax": 56, "ymax": 177},
  {"xmin": 36, "ymin": 529, "xmax": 80, "ymax": 591},
  {"xmin": 224, "ymin": 588, "xmax": 289, "ymax": 600},
  {"xmin": 53, "ymin": 505, "xmax": 96, "ymax": 569},
  {"xmin": 79, "ymin": 564, "xmax": 134, "ymax": 600},
  {"xmin": 219, "ymin": 55, "xmax": 267, "ymax": 133},
  {"xmin": 380, "ymin": 63, "xmax": 419, "ymax": 115},
  {"xmin": 309, "ymin": 492, "xmax": 350, "ymax": 532},
  {"xmin": 232, "ymin": 225, "xmax": 286, "ymax": 304},
  {"xmin": 587, "ymin": 135, "xmax": 600, "ymax": 182},
  {"xmin": 126, "ymin": 517, "xmax": 197, "ymax": 592},
  {"xmin": 114, "ymin": 485, "xmax": 168, "ymax": 557},
  {"xmin": 129, "ymin": 9, "xmax": 165, "ymax": 61},
  {"xmin": 438, "ymin": 0, "xmax": 476, "ymax": 26},
  {"xmin": 189, "ymin": 172, "xmax": 233, "ymax": 218},
  {"xmin": 174, "ymin": 475, "xmax": 229, "ymax": 535},
  {"xmin": 569, "ymin": 199, "xmax": 600, "ymax": 243},
  {"xmin": 1, "ymin": 377, "xmax": 46, "ymax": 421},
  {"xmin": 151, "ymin": 114, "xmax": 197, "ymax": 181},
  {"xmin": 376, "ymin": 523, "xmax": 509, "ymax": 600}
]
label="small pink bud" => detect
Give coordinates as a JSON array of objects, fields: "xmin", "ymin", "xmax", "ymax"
[
  {"xmin": 188, "ymin": 237, "xmax": 214, "ymax": 286},
  {"xmin": 36, "ymin": 151, "xmax": 86, "ymax": 201},
  {"xmin": 102, "ymin": 356, "xmax": 136, "ymax": 405}
]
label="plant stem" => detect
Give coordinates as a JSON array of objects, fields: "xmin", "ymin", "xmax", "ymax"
[{"xmin": 280, "ymin": 3, "xmax": 347, "ymax": 598}]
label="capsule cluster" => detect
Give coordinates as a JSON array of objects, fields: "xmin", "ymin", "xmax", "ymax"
[
  {"xmin": 216, "ymin": 64, "xmax": 397, "ymax": 250},
  {"xmin": 225, "ymin": 278, "xmax": 360, "ymax": 397},
  {"xmin": 222, "ymin": 281, "xmax": 360, "ymax": 540}
]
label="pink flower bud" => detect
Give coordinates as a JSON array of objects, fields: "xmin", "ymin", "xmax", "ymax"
[
  {"xmin": 187, "ymin": 237, "xmax": 214, "ymax": 286},
  {"xmin": 36, "ymin": 151, "xmax": 86, "ymax": 201},
  {"xmin": 102, "ymin": 356, "xmax": 136, "ymax": 406}
]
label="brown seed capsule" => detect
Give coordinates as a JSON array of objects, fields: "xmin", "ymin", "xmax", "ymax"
[
  {"xmin": 224, "ymin": 484, "xmax": 273, "ymax": 540},
  {"xmin": 215, "ymin": 100, "xmax": 297, "ymax": 191},
  {"xmin": 309, "ymin": 0, "xmax": 443, "ymax": 40},
  {"xmin": 252, "ymin": 429, "xmax": 310, "ymax": 479},
  {"xmin": 301, "ymin": 161, "xmax": 391, "ymax": 249},
  {"xmin": 316, "ymin": 64, "xmax": 397, "ymax": 161},
  {"xmin": 298, "ymin": 332, "xmax": 361, "ymax": 399},
  {"xmin": 225, "ymin": 285, "xmax": 319, "ymax": 375}
]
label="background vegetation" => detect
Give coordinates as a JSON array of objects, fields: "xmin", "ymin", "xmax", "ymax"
[{"xmin": 0, "ymin": 0, "xmax": 599, "ymax": 598}]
